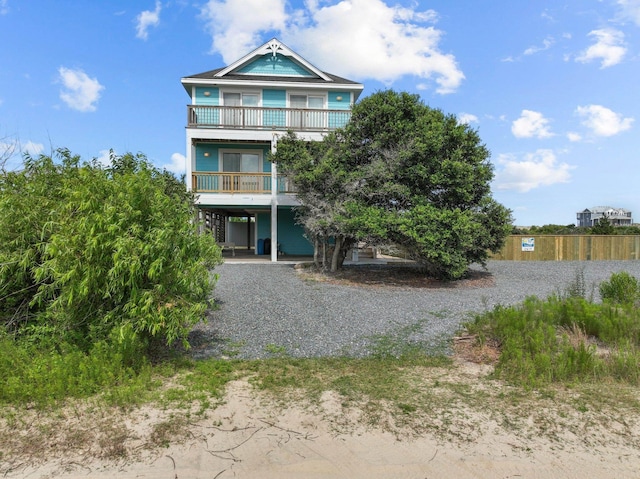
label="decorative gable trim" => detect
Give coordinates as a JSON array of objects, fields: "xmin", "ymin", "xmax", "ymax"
[
  {"xmin": 236, "ymin": 53, "xmax": 315, "ymax": 78},
  {"xmin": 215, "ymin": 38, "xmax": 333, "ymax": 82}
]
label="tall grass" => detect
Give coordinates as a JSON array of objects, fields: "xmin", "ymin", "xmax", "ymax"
[
  {"xmin": 0, "ymin": 328, "xmax": 238, "ymax": 410},
  {"xmin": 465, "ymin": 271, "xmax": 640, "ymax": 387},
  {"xmin": 0, "ymin": 331, "xmax": 155, "ymax": 408}
]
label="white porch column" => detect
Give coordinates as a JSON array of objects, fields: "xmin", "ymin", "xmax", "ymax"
[
  {"xmin": 254, "ymin": 214, "xmax": 259, "ymax": 255},
  {"xmin": 186, "ymin": 135, "xmax": 194, "ymax": 191},
  {"xmin": 270, "ymin": 135, "xmax": 278, "ymax": 262}
]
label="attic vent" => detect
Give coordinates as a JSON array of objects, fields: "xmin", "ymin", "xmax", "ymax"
[{"xmin": 267, "ymin": 39, "xmax": 282, "ymax": 57}]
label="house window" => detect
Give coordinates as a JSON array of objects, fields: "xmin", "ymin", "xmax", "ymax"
[
  {"xmin": 222, "ymin": 152, "xmax": 260, "ymax": 172},
  {"xmin": 222, "ymin": 92, "xmax": 260, "ymax": 126},
  {"xmin": 289, "ymin": 94, "xmax": 325, "ymax": 129},
  {"xmin": 221, "ymin": 151, "xmax": 262, "ymax": 192}
]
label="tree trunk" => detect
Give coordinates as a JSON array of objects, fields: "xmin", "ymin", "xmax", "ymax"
[
  {"xmin": 313, "ymin": 235, "xmax": 320, "ymax": 269},
  {"xmin": 321, "ymin": 236, "xmax": 328, "ymax": 271},
  {"xmin": 331, "ymin": 236, "xmax": 343, "ymax": 272},
  {"xmin": 338, "ymin": 239, "xmax": 352, "ymax": 269}
]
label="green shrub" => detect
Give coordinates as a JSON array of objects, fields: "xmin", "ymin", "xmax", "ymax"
[
  {"xmin": 0, "ymin": 149, "xmax": 221, "ymax": 349},
  {"xmin": 599, "ymin": 271, "xmax": 640, "ymax": 305}
]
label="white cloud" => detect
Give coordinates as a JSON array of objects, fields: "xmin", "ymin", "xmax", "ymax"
[
  {"xmin": 295, "ymin": 0, "xmax": 463, "ymax": 94},
  {"xmin": 200, "ymin": 0, "xmax": 464, "ymax": 94},
  {"xmin": 458, "ymin": 113, "xmax": 478, "ymax": 125},
  {"xmin": 576, "ymin": 104, "xmax": 634, "ymax": 136},
  {"xmin": 1, "ymin": 139, "xmax": 44, "ymax": 171},
  {"xmin": 616, "ymin": 0, "xmax": 640, "ymax": 25},
  {"xmin": 511, "ymin": 110, "xmax": 553, "ymax": 139},
  {"xmin": 21, "ymin": 141, "xmax": 44, "ymax": 155},
  {"xmin": 541, "ymin": 10, "xmax": 554, "ymax": 22},
  {"xmin": 58, "ymin": 67, "xmax": 104, "ymax": 112},
  {"xmin": 566, "ymin": 132, "xmax": 582, "ymax": 142},
  {"xmin": 575, "ymin": 29, "xmax": 626, "ymax": 68},
  {"xmin": 95, "ymin": 149, "xmax": 114, "ymax": 167},
  {"xmin": 0, "ymin": 0, "xmax": 8, "ymax": 15},
  {"xmin": 136, "ymin": 1, "xmax": 162, "ymax": 40},
  {"xmin": 201, "ymin": 0, "xmax": 287, "ymax": 61},
  {"xmin": 494, "ymin": 149, "xmax": 574, "ymax": 192},
  {"xmin": 0, "ymin": 140, "xmax": 17, "ymax": 160},
  {"xmin": 524, "ymin": 36, "xmax": 554, "ymax": 55},
  {"xmin": 162, "ymin": 152, "xmax": 186, "ymax": 175}
]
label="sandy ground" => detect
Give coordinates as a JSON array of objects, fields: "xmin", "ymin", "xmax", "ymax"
[{"xmin": 4, "ymin": 369, "xmax": 640, "ymax": 479}]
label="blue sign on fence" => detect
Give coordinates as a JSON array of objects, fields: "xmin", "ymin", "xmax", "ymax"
[{"xmin": 522, "ymin": 237, "xmax": 535, "ymax": 252}]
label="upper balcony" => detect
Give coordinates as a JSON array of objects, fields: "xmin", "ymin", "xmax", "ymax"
[{"xmin": 187, "ymin": 105, "xmax": 351, "ymax": 132}]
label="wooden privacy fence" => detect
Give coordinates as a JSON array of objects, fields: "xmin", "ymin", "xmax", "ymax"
[{"xmin": 491, "ymin": 235, "xmax": 640, "ymax": 261}]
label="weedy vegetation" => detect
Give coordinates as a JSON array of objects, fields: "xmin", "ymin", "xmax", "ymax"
[{"xmin": 465, "ymin": 269, "xmax": 640, "ymax": 387}]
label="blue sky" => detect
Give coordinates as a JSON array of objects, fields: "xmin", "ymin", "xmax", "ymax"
[{"xmin": 1, "ymin": 0, "xmax": 638, "ymax": 226}]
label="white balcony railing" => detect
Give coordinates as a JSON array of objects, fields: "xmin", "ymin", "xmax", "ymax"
[
  {"xmin": 188, "ymin": 105, "xmax": 351, "ymax": 132},
  {"xmin": 192, "ymin": 172, "xmax": 295, "ymax": 194}
]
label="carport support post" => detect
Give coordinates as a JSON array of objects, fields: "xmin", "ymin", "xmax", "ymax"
[
  {"xmin": 246, "ymin": 216, "xmax": 251, "ymax": 251},
  {"xmin": 270, "ymin": 137, "xmax": 278, "ymax": 262},
  {"xmin": 271, "ymin": 202, "xmax": 278, "ymax": 262}
]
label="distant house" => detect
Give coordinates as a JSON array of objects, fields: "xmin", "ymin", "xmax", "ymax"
[
  {"xmin": 181, "ymin": 38, "xmax": 364, "ymax": 260},
  {"xmin": 577, "ymin": 206, "xmax": 633, "ymax": 227}
]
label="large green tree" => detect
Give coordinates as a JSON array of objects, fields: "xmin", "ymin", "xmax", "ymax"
[
  {"xmin": 273, "ymin": 90, "xmax": 512, "ymax": 279},
  {"xmin": 0, "ymin": 149, "xmax": 221, "ymax": 349},
  {"xmin": 272, "ymin": 132, "xmax": 357, "ymax": 270}
]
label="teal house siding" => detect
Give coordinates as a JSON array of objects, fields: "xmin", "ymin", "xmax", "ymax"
[
  {"xmin": 194, "ymin": 87, "xmax": 219, "ymax": 124},
  {"xmin": 195, "ymin": 146, "xmax": 219, "ymax": 171},
  {"xmin": 238, "ymin": 54, "xmax": 314, "ymax": 77},
  {"xmin": 262, "ymin": 89, "xmax": 286, "ymax": 127},
  {"xmin": 328, "ymin": 92, "xmax": 350, "ymax": 110},
  {"xmin": 256, "ymin": 212, "xmax": 271, "ymax": 240},
  {"xmin": 256, "ymin": 212, "xmax": 271, "ymax": 254},
  {"xmin": 277, "ymin": 207, "xmax": 313, "ymax": 255},
  {"xmin": 194, "ymin": 146, "xmax": 219, "ymax": 191},
  {"xmin": 195, "ymin": 87, "xmax": 219, "ymax": 105},
  {"xmin": 262, "ymin": 89, "xmax": 286, "ymax": 107},
  {"xmin": 328, "ymin": 91, "xmax": 351, "ymax": 129},
  {"xmin": 255, "ymin": 209, "xmax": 312, "ymax": 255}
]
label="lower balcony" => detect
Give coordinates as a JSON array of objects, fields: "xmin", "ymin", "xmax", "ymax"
[{"xmin": 192, "ymin": 172, "xmax": 295, "ymax": 194}]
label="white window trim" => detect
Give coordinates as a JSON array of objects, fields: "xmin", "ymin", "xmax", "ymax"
[
  {"xmin": 221, "ymin": 90, "xmax": 262, "ymax": 106},
  {"xmin": 220, "ymin": 91, "xmax": 262, "ymax": 127},
  {"xmin": 287, "ymin": 92, "xmax": 328, "ymax": 129},
  {"xmin": 287, "ymin": 91, "xmax": 327, "ymax": 109},
  {"xmin": 218, "ymin": 149, "xmax": 264, "ymax": 173}
]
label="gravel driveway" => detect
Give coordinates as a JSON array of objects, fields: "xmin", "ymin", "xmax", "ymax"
[{"xmin": 188, "ymin": 260, "xmax": 640, "ymax": 360}]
